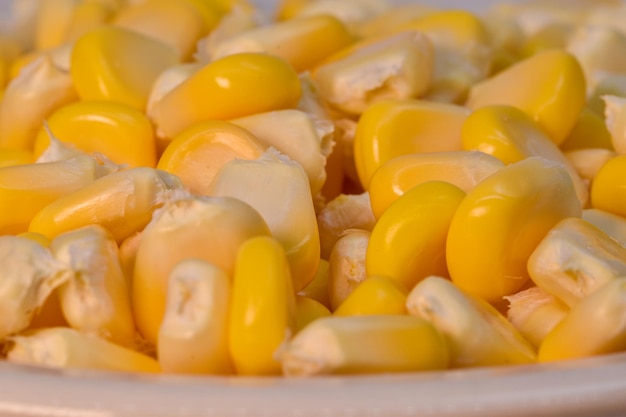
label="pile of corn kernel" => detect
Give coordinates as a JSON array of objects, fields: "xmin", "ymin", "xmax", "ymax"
[{"xmin": 1, "ymin": 0, "xmax": 626, "ymax": 377}]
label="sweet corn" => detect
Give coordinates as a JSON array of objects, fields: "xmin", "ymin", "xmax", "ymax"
[
  {"xmin": 157, "ymin": 120, "xmax": 264, "ymax": 195},
  {"xmin": 63, "ymin": 1, "xmax": 117, "ymax": 44},
  {"xmin": 0, "ymin": 236, "xmax": 69, "ymax": 338},
  {"xmin": 327, "ymin": 229, "xmax": 369, "ymax": 310},
  {"xmin": 353, "ymin": 98, "xmax": 470, "ymax": 188},
  {"xmin": 312, "ymin": 30, "xmax": 433, "ymax": 115},
  {"xmin": 29, "ymin": 167, "xmax": 183, "ymax": 243},
  {"xmin": 209, "ymin": 150, "xmax": 320, "ymax": 292},
  {"xmin": 70, "ymin": 26, "xmax": 179, "ymax": 110},
  {"xmin": 355, "ymin": 4, "xmax": 434, "ymax": 38},
  {"xmin": 466, "ymin": 49, "xmax": 586, "ymax": 144},
  {"xmin": 229, "ymin": 235, "xmax": 296, "ymax": 376},
  {"xmin": 150, "ymin": 53, "xmax": 301, "ymax": 139},
  {"xmin": 333, "ymin": 275, "xmax": 407, "ymax": 317},
  {"xmin": 295, "ymin": 295, "xmax": 331, "ymax": 332},
  {"xmin": 279, "ymin": 315, "xmax": 449, "ymax": 376},
  {"xmin": 51, "ymin": 225, "xmax": 136, "ymax": 347},
  {"xmin": 7, "ymin": 327, "xmax": 160, "ymax": 373},
  {"xmin": 119, "ymin": 231, "xmax": 142, "ymax": 284},
  {"xmin": 582, "ymin": 208, "xmax": 626, "ymax": 246},
  {"xmin": 0, "ymin": 148, "xmax": 33, "ymax": 168},
  {"xmin": 297, "ymin": 259, "xmax": 330, "ymax": 308},
  {"xmin": 590, "ymin": 155, "xmax": 626, "ymax": 217},
  {"xmin": 559, "ymin": 107, "xmax": 613, "ymax": 151},
  {"xmin": 34, "ymin": 0, "xmax": 81, "ymax": 51},
  {"xmin": 367, "ymin": 151, "xmax": 504, "ymax": 219},
  {"xmin": 133, "ymin": 195, "xmax": 270, "ymax": 344},
  {"xmin": 407, "ymin": 276, "xmax": 536, "ymax": 367},
  {"xmin": 446, "ymin": 157, "xmax": 582, "ymax": 303},
  {"xmin": 367, "ymin": 181, "xmax": 466, "ymax": 291},
  {"xmin": 287, "ymin": 0, "xmax": 388, "ymax": 27},
  {"xmin": 33, "ymin": 100, "xmax": 158, "ymax": 167},
  {"xmin": 603, "ymin": 95, "xmax": 626, "ymax": 154},
  {"xmin": 158, "ymin": 259, "xmax": 233, "ymax": 375},
  {"xmin": 564, "ymin": 148, "xmax": 616, "ymax": 182},
  {"xmin": 538, "ymin": 278, "xmax": 626, "ymax": 362},
  {"xmin": 566, "ymin": 26, "xmax": 626, "ymax": 86},
  {"xmin": 588, "ymin": 72, "xmax": 626, "ymax": 115}
]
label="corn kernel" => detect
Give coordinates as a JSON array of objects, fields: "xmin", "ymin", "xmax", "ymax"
[
  {"xmin": 34, "ymin": 0, "xmax": 80, "ymax": 51},
  {"xmin": 333, "ymin": 275, "xmax": 407, "ymax": 317},
  {"xmin": 229, "ymin": 236, "xmax": 296, "ymax": 375},
  {"xmin": 119, "ymin": 231, "xmax": 142, "ymax": 284},
  {"xmin": 65, "ymin": 1, "xmax": 117, "ymax": 43},
  {"xmin": 603, "ymin": 95, "xmax": 626, "ymax": 154},
  {"xmin": 559, "ymin": 107, "xmax": 613, "ymax": 151},
  {"xmin": 356, "ymin": 4, "xmax": 434, "ymax": 38},
  {"xmin": 582, "ymin": 208, "xmax": 626, "ymax": 246},
  {"xmin": 289, "ymin": 0, "xmax": 387, "ymax": 27},
  {"xmin": 158, "ymin": 259, "xmax": 233, "ymax": 374},
  {"xmin": 566, "ymin": 26, "xmax": 626, "ymax": 85},
  {"xmin": 328, "ymin": 229, "xmax": 369, "ymax": 310},
  {"xmin": 298, "ymin": 259, "xmax": 330, "ymax": 309},
  {"xmin": 590, "ymin": 155, "xmax": 626, "ymax": 217},
  {"xmin": 367, "ymin": 181, "xmax": 465, "ymax": 291},
  {"xmin": 0, "ymin": 148, "xmax": 33, "ymax": 168},
  {"xmin": 354, "ymin": 99, "xmax": 470, "ymax": 189},
  {"xmin": 447, "ymin": 157, "xmax": 582, "ymax": 303},
  {"xmin": 295, "ymin": 295, "xmax": 331, "ymax": 332},
  {"xmin": 564, "ymin": 148, "xmax": 616, "ymax": 182}
]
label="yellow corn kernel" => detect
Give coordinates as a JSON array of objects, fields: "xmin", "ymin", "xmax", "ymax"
[
  {"xmin": 582, "ymin": 208, "xmax": 626, "ymax": 247},
  {"xmin": 0, "ymin": 155, "xmax": 101, "ymax": 234},
  {"xmin": 588, "ymin": 72, "xmax": 626, "ymax": 115},
  {"xmin": 462, "ymin": 105, "xmax": 589, "ymax": 206},
  {"xmin": 114, "ymin": 0, "xmax": 205, "ymax": 60},
  {"xmin": 564, "ymin": 148, "xmax": 616, "ymax": 182},
  {"xmin": 312, "ymin": 30, "xmax": 433, "ymax": 115},
  {"xmin": 119, "ymin": 231, "xmax": 141, "ymax": 284},
  {"xmin": 70, "ymin": 26, "xmax": 179, "ymax": 110},
  {"xmin": 231, "ymin": 110, "xmax": 334, "ymax": 196},
  {"xmin": 447, "ymin": 157, "xmax": 582, "ymax": 304},
  {"xmin": 51, "ymin": 225, "xmax": 135, "ymax": 347},
  {"xmin": 333, "ymin": 275, "xmax": 407, "ymax": 317},
  {"xmin": 133, "ymin": 196, "xmax": 270, "ymax": 345},
  {"xmin": 567, "ymin": 26, "xmax": 626, "ymax": 85},
  {"xmin": 559, "ymin": 107, "xmax": 613, "ymax": 151},
  {"xmin": 368, "ymin": 151, "xmax": 504, "ymax": 219},
  {"xmin": 538, "ymin": 278, "xmax": 626, "ymax": 362},
  {"xmin": 298, "ymin": 259, "xmax": 330, "ymax": 308},
  {"xmin": 275, "ymin": 0, "xmax": 310, "ymax": 20},
  {"xmin": 288, "ymin": 0, "xmax": 387, "ymax": 27},
  {"xmin": 505, "ymin": 286, "xmax": 569, "ymax": 348},
  {"xmin": 230, "ymin": 235, "xmax": 296, "ymax": 375},
  {"xmin": 317, "ymin": 192, "xmax": 377, "ymax": 260},
  {"xmin": 64, "ymin": 1, "xmax": 117, "ymax": 43},
  {"xmin": 34, "ymin": 0, "xmax": 80, "ymax": 50},
  {"xmin": 354, "ymin": 99, "xmax": 470, "ymax": 189},
  {"xmin": 591, "ymin": 155, "xmax": 626, "ymax": 217},
  {"xmin": 295, "ymin": 295, "xmax": 331, "ymax": 332},
  {"xmin": 0, "ymin": 236, "xmax": 69, "ymax": 338},
  {"xmin": 521, "ymin": 23, "xmax": 573, "ymax": 57},
  {"xmin": 29, "ymin": 167, "xmax": 182, "ymax": 242},
  {"xmin": 356, "ymin": 4, "xmax": 434, "ymax": 38},
  {"xmin": 328, "ymin": 229, "xmax": 370, "ymax": 310},
  {"xmin": 7, "ymin": 327, "xmax": 160, "ymax": 373},
  {"xmin": 179, "ymin": 0, "xmax": 224, "ymax": 33},
  {"xmin": 407, "ymin": 276, "xmax": 536, "ymax": 367},
  {"xmin": 603, "ymin": 95, "xmax": 626, "ymax": 154},
  {"xmin": 151, "ymin": 53, "xmax": 301, "ymax": 139},
  {"xmin": 33, "ymin": 101, "xmax": 157, "ymax": 168},
  {"xmin": 367, "ymin": 181, "xmax": 465, "ymax": 291},
  {"xmin": 0, "ymin": 55, "xmax": 77, "ymax": 150},
  {"xmin": 466, "ymin": 49, "xmax": 586, "ymax": 144},
  {"xmin": 157, "ymin": 120, "xmax": 264, "ymax": 195},
  {"xmin": 158, "ymin": 259, "xmax": 233, "ymax": 375},
  {"xmin": 0, "ymin": 148, "xmax": 33, "ymax": 168},
  {"xmin": 209, "ymin": 15, "xmax": 353, "ymax": 73},
  {"xmin": 279, "ymin": 315, "xmax": 449, "ymax": 376},
  {"xmin": 528, "ymin": 217, "xmax": 626, "ymax": 307},
  {"xmin": 209, "ymin": 150, "xmax": 320, "ymax": 292},
  {"xmin": 16, "ymin": 231, "xmax": 50, "ymax": 248},
  {"xmin": 197, "ymin": 6, "xmax": 259, "ymax": 62}
]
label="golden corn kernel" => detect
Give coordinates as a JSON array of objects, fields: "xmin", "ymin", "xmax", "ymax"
[
  {"xmin": 231, "ymin": 110, "xmax": 334, "ymax": 196},
  {"xmin": 328, "ymin": 229, "xmax": 369, "ymax": 310},
  {"xmin": 298, "ymin": 259, "xmax": 330, "ymax": 308},
  {"xmin": 114, "ymin": 0, "xmax": 206, "ymax": 60},
  {"xmin": 466, "ymin": 49, "xmax": 586, "ymax": 144},
  {"xmin": 230, "ymin": 235, "xmax": 296, "ymax": 376},
  {"xmin": 559, "ymin": 107, "xmax": 613, "ymax": 151},
  {"xmin": 521, "ymin": 23, "xmax": 573, "ymax": 57},
  {"xmin": 64, "ymin": 1, "xmax": 118, "ymax": 44},
  {"xmin": 7, "ymin": 327, "xmax": 160, "ymax": 373},
  {"xmin": 198, "ymin": 6, "xmax": 259, "ymax": 61},
  {"xmin": 538, "ymin": 278, "xmax": 626, "ymax": 362},
  {"xmin": 51, "ymin": 225, "xmax": 135, "ymax": 347},
  {"xmin": 333, "ymin": 275, "xmax": 407, "ymax": 317},
  {"xmin": 505, "ymin": 286, "xmax": 569, "ymax": 348},
  {"xmin": 295, "ymin": 295, "xmax": 331, "ymax": 332},
  {"xmin": 564, "ymin": 148, "xmax": 616, "ymax": 182},
  {"xmin": 209, "ymin": 150, "xmax": 320, "ymax": 292},
  {"xmin": 603, "ymin": 95, "xmax": 626, "ymax": 154},
  {"xmin": 0, "ymin": 148, "xmax": 33, "ymax": 168},
  {"xmin": 133, "ymin": 196, "xmax": 270, "ymax": 345},
  {"xmin": 368, "ymin": 151, "xmax": 503, "ymax": 219},
  {"xmin": 367, "ymin": 181, "xmax": 465, "ymax": 291},
  {"xmin": 119, "ymin": 231, "xmax": 142, "ymax": 284},
  {"xmin": 447, "ymin": 157, "xmax": 582, "ymax": 303},
  {"xmin": 528, "ymin": 217, "xmax": 626, "ymax": 307},
  {"xmin": 591, "ymin": 155, "xmax": 626, "ymax": 217},
  {"xmin": 0, "ymin": 55, "xmax": 77, "ymax": 150},
  {"xmin": 146, "ymin": 63, "xmax": 202, "ymax": 126},
  {"xmin": 16, "ymin": 231, "xmax": 50, "ymax": 248},
  {"xmin": 70, "ymin": 26, "xmax": 179, "ymax": 110},
  {"xmin": 354, "ymin": 98, "xmax": 470, "ymax": 189},
  {"xmin": 356, "ymin": 4, "xmax": 434, "ymax": 38},
  {"xmin": 157, "ymin": 120, "xmax": 264, "ymax": 195},
  {"xmin": 33, "ymin": 101, "xmax": 158, "ymax": 167},
  {"xmin": 462, "ymin": 105, "xmax": 589, "ymax": 205},
  {"xmin": 279, "ymin": 315, "xmax": 449, "ymax": 376},
  {"xmin": 208, "ymin": 15, "xmax": 353, "ymax": 73},
  {"xmin": 34, "ymin": 0, "xmax": 80, "ymax": 50},
  {"xmin": 275, "ymin": 0, "xmax": 310, "ymax": 20},
  {"xmin": 0, "ymin": 155, "xmax": 101, "ymax": 234},
  {"xmin": 407, "ymin": 276, "xmax": 536, "ymax": 367},
  {"xmin": 582, "ymin": 208, "xmax": 626, "ymax": 247},
  {"xmin": 317, "ymin": 192, "xmax": 377, "ymax": 260},
  {"xmin": 312, "ymin": 30, "xmax": 433, "ymax": 115},
  {"xmin": 158, "ymin": 259, "xmax": 233, "ymax": 375},
  {"xmin": 0, "ymin": 236, "xmax": 69, "ymax": 338},
  {"xmin": 151, "ymin": 53, "xmax": 301, "ymax": 139}
]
